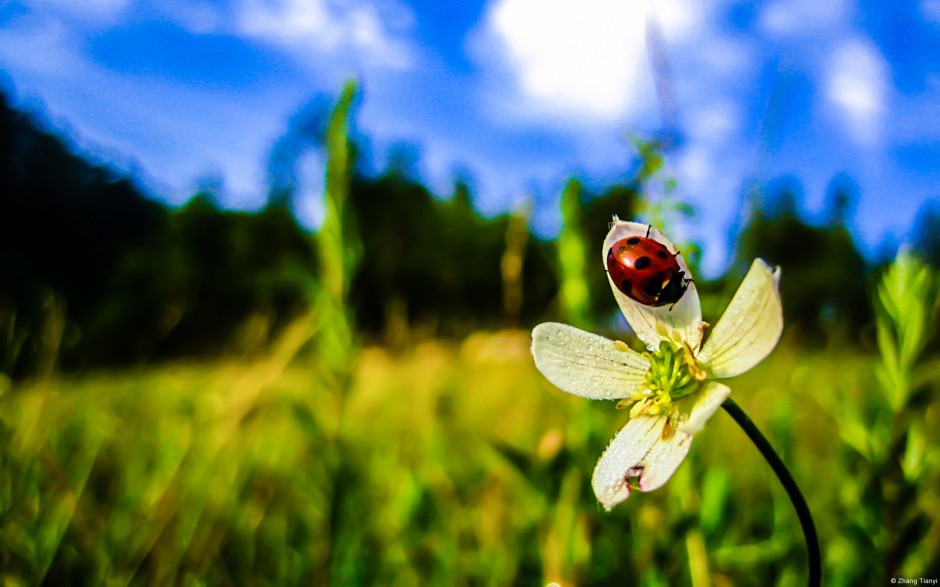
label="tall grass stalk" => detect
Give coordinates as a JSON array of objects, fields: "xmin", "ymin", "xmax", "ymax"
[
  {"xmin": 313, "ymin": 80, "xmax": 360, "ymax": 385},
  {"xmin": 500, "ymin": 202, "xmax": 530, "ymax": 326},
  {"xmin": 309, "ymin": 80, "xmax": 363, "ymax": 585},
  {"xmin": 558, "ymin": 179, "xmax": 591, "ymax": 329}
]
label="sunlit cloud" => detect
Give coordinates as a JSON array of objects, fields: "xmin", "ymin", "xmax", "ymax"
[
  {"xmin": 760, "ymin": 0, "xmax": 849, "ymax": 35},
  {"xmin": 145, "ymin": 0, "xmax": 416, "ymax": 69},
  {"xmin": 471, "ymin": 0, "xmax": 701, "ymax": 124},
  {"xmin": 923, "ymin": 0, "xmax": 940, "ymax": 23},
  {"xmin": 159, "ymin": 0, "xmax": 223, "ymax": 34},
  {"xmin": 688, "ymin": 100, "xmax": 740, "ymax": 144},
  {"xmin": 468, "ymin": 0, "xmax": 758, "ymax": 273},
  {"xmin": 21, "ymin": 0, "xmax": 130, "ymax": 22},
  {"xmin": 292, "ymin": 150, "xmax": 327, "ymax": 228},
  {"xmin": 0, "ymin": 19, "xmax": 86, "ymax": 79},
  {"xmin": 824, "ymin": 38, "xmax": 888, "ymax": 147},
  {"xmin": 232, "ymin": 0, "xmax": 416, "ymax": 69}
]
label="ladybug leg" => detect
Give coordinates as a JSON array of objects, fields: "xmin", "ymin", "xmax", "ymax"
[{"xmin": 645, "ymin": 225, "xmax": 652, "ymax": 238}]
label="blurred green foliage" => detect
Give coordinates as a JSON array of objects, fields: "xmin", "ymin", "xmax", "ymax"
[{"xmin": 2, "ymin": 312, "xmax": 938, "ymax": 584}]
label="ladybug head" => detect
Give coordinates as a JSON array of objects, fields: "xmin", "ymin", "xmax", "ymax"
[{"xmin": 656, "ymin": 271, "xmax": 690, "ymax": 307}]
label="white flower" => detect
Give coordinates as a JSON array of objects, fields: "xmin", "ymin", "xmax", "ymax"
[{"xmin": 532, "ymin": 218, "xmax": 783, "ymax": 510}]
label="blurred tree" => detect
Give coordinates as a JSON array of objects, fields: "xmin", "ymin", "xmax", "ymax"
[
  {"xmin": 0, "ymin": 92, "xmax": 164, "ymax": 375},
  {"xmin": 347, "ymin": 168, "xmax": 561, "ymax": 341},
  {"xmin": 734, "ymin": 179, "xmax": 871, "ymax": 343},
  {"xmin": 2, "ymin": 80, "xmax": 892, "ymax": 374},
  {"xmin": 0, "ymin": 87, "xmax": 568, "ymax": 374},
  {"xmin": 912, "ymin": 199, "xmax": 940, "ymax": 267},
  {"xmin": 348, "ymin": 170, "xmax": 439, "ymax": 338},
  {"xmin": 349, "ymin": 174, "xmax": 508, "ymax": 339},
  {"xmin": 86, "ymin": 195, "xmax": 317, "ymax": 364}
]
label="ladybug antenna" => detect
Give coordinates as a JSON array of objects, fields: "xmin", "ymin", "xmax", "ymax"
[{"xmin": 645, "ymin": 225, "xmax": 652, "ymax": 238}]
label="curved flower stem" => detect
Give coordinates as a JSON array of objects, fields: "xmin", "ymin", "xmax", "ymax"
[{"xmin": 722, "ymin": 397, "xmax": 821, "ymax": 587}]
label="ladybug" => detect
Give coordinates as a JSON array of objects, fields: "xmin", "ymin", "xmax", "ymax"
[{"xmin": 606, "ymin": 226, "xmax": 691, "ymax": 307}]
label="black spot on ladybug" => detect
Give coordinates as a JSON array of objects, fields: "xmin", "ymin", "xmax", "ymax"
[
  {"xmin": 626, "ymin": 237, "xmax": 640, "ymax": 245},
  {"xmin": 657, "ymin": 250, "xmax": 669, "ymax": 259},
  {"xmin": 634, "ymin": 256, "xmax": 651, "ymax": 270},
  {"xmin": 620, "ymin": 280, "xmax": 632, "ymax": 293},
  {"xmin": 644, "ymin": 281, "xmax": 661, "ymax": 297}
]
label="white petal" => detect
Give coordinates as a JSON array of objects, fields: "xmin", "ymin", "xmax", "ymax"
[
  {"xmin": 603, "ymin": 219, "xmax": 703, "ymax": 351},
  {"xmin": 591, "ymin": 414, "xmax": 693, "ymax": 510},
  {"xmin": 532, "ymin": 322, "xmax": 649, "ymax": 400},
  {"xmin": 698, "ymin": 259, "xmax": 783, "ymax": 378},
  {"xmin": 676, "ymin": 382, "xmax": 731, "ymax": 435}
]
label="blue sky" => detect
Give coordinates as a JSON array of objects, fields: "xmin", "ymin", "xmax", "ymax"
[{"xmin": 1, "ymin": 0, "xmax": 938, "ymax": 275}]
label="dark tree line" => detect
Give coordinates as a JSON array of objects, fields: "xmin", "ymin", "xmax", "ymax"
[
  {"xmin": 1, "ymin": 90, "xmax": 935, "ymax": 377},
  {"xmin": 730, "ymin": 182, "xmax": 872, "ymax": 344}
]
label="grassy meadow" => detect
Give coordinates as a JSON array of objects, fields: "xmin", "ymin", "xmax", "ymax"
[{"xmin": 2, "ymin": 300, "xmax": 938, "ymax": 585}]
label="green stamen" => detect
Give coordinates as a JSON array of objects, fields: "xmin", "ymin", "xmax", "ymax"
[
  {"xmin": 644, "ymin": 341, "xmax": 699, "ymax": 400},
  {"xmin": 615, "ymin": 340, "xmax": 701, "ymax": 419}
]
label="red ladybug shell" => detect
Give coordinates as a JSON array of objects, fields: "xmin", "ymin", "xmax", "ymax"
[{"xmin": 606, "ymin": 235, "xmax": 689, "ymax": 307}]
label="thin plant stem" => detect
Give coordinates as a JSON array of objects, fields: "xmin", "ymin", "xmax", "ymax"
[{"xmin": 722, "ymin": 397, "xmax": 821, "ymax": 587}]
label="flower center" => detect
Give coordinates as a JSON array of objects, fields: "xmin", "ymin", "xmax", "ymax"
[
  {"xmin": 645, "ymin": 340, "xmax": 700, "ymax": 399},
  {"xmin": 617, "ymin": 341, "xmax": 702, "ymax": 429}
]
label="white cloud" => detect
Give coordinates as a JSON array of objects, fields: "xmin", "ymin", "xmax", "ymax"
[
  {"xmin": 233, "ymin": 0, "xmax": 416, "ymax": 69},
  {"xmin": 473, "ymin": 0, "xmax": 703, "ymax": 123},
  {"xmin": 292, "ymin": 150, "xmax": 327, "ymax": 228},
  {"xmin": 923, "ymin": 0, "xmax": 940, "ymax": 23},
  {"xmin": 161, "ymin": 0, "xmax": 223, "ymax": 34},
  {"xmin": 760, "ymin": 0, "xmax": 849, "ymax": 36},
  {"xmin": 467, "ymin": 0, "xmax": 758, "ymax": 274},
  {"xmin": 824, "ymin": 38, "xmax": 888, "ymax": 146},
  {"xmin": 688, "ymin": 100, "xmax": 739, "ymax": 142},
  {"xmin": 23, "ymin": 0, "xmax": 129, "ymax": 22},
  {"xmin": 0, "ymin": 19, "xmax": 85, "ymax": 78}
]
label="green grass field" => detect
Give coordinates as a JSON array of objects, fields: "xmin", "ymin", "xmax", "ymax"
[{"xmin": 2, "ymin": 314, "xmax": 937, "ymax": 585}]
